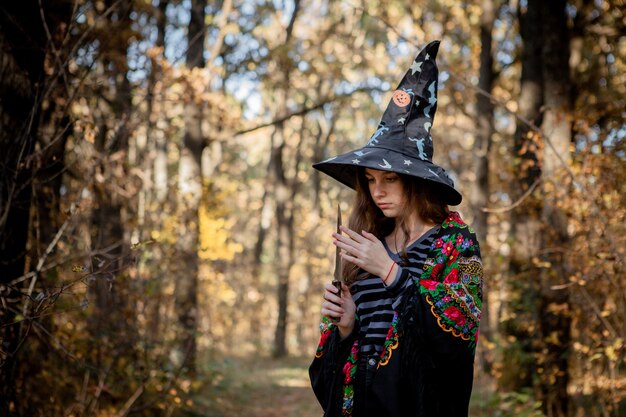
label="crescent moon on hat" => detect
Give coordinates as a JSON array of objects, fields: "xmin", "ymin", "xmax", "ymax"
[{"xmin": 378, "ymin": 159, "xmax": 392, "ymax": 169}]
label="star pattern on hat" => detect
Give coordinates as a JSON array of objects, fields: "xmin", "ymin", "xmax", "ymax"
[
  {"xmin": 398, "ymin": 117, "xmax": 406, "ymax": 125},
  {"xmin": 352, "ymin": 159, "xmax": 360, "ymax": 164},
  {"xmin": 404, "ymin": 160, "xmax": 412, "ymax": 166},
  {"xmin": 410, "ymin": 60, "xmax": 422, "ymax": 75}
]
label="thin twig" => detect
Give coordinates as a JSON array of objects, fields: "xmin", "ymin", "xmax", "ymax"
[
  {"xmin": 21, "ymin": 213, "xmax": 72, "ymax": 317},
  {"xmin": 578, "ymin": 286, "xmax": 617, "ymax": 337},
  {"xmin": 482, "ymin": 178, "xmax": 541, "ymax": 213},
  {"xmin": 114, "ymin": 384, "xmax": 144, "ymax": 417}
]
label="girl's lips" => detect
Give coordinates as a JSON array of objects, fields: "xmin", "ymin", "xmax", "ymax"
[{"xmin": 378, "ymin": 203, "xmax": 390, "ymax": 209}]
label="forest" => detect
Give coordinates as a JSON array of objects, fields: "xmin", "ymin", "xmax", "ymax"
[{"xmin": 0, "ymin": 0, "xmax": 624, "ymax": 416}]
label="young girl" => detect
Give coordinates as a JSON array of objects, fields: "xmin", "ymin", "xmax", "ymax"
[{"xmin": 309, "ymin": 41, "xmax": 483, "ymax": 417}]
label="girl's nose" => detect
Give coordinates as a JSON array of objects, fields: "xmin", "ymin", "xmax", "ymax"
[{"xmin": 372, "ymin": 182, "xmax": 385, "ymax": 197}]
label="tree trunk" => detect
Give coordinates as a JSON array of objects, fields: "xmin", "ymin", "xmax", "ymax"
[
  {"xmin": 173, "ymin": 0, "xmax": 207, "ymax": 373},
  {"xmin": 272, "ymin": 0, "xmax": 301, "ymax": 358},
  {"xmin": 470, "ymin": 0, "xmax": 495, "ymax": 243},
  {"xmin": 145, "ymin": 0, "xmax": 168, "ymax": 347},
  {"xmin": 500, "ymin": 0, "xmax": 544, "ymax": 392},
  {"xmin": 152, "ymin": 0, "xmax": 169, "ymax": 204},
  {"xmin": 538, "ymin": 1, "xmax": 573, "ymax": 415},
  {"xmin": 88, "ymin": 0, "xmax": 134, "ymax": 368},
  {"xmin": 249, "ymin": 138, "xmax": 274, "ymax": 343},
  {"xmin": 0, "ymin": 2, "xmax": 70, "ymax": 412},
  {"xmin": 0, "ymin": 15, "xmax": 40, "ymax": 417},
  {"xmin": 21, "ymin": 6, "xmax": 73, "ymax": 415},
  {"xmin": 273, "ymin": 126, "xmax": 291, "ymax": 357},
  {"xmin": 470, "ymin": 0, "xmax": 496, "ymax": 377}
]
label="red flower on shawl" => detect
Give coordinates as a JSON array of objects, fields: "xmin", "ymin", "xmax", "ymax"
[
  {"xmin": 319, "ymin": 329, "xmax": 331, "ymax": 347},
  {"xmin": 343, "ymin": 362, "xmax": 353, "ymax": 383},
  {"xmin": 444, "ymin": 268, "xmax": 459, "ymax": 283},
  {"xmin": 442, "ymin": 241, "xmax": 454, "ymax": 255},
  {"xmin": 421, "ymin": 279, "xmax": 440, "ymax": 291},
  {"xmin": 430, "ymin": 263, "xmax": 443, "ymax": 279},
  {"xmin": 444, "ymin": 306, "xmax": 466, "ymax": 327},
  {"xmin": 447, "ymin": 211, "xmax": 463, "ymax": 224},
  {"xmin": 449, "ymin": 249, "xmax": 460, "ymax": 264},
  {"xmin": 456, "ymin": 234, "xmax": 464, "ymax": 246}
]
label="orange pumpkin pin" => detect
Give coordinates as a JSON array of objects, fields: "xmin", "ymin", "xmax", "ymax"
[{"xmin": 392, "ymin": 90, "xmax": 411, "ymax": 107}]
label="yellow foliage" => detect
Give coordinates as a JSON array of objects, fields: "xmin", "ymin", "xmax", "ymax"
[
  {"xmin": 198, "ymin": 183, "xmax": 243, "ymax": 262},
  {"xmin": 150, "ymin": 214, "xmax": 180, "ymax": 245}
]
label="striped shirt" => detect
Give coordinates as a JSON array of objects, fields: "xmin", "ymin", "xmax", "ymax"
[{"xmin": 351, "ymin": 225, "xmax": 439, "ymax": 355}]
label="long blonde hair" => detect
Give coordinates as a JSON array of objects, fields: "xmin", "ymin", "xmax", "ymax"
[{"xmin": 342, "ymin": 168, "xmax": 449, "ymax": 284}]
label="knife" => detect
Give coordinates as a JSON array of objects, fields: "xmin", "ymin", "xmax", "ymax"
[{"xmin": 330, "ymin": 205, "xmax": 342, "ymax": 323}]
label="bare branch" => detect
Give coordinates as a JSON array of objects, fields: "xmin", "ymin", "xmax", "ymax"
[
  {"xmin": 233, "ymin": 86, "xmax": 384, "ymax": 137},
  {"xmin": 482, "ymin": 178, "xmax": 541, "ymax": 213}
]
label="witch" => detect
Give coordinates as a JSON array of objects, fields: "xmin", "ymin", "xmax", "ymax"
[{"xmin": 309, "ymin": 40, "xmax": 483, "ymax": 417}]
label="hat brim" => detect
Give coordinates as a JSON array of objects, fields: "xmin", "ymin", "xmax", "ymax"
[{"xmin": 313, "ymin": 146, "xmax": 462, "ymax": 206}]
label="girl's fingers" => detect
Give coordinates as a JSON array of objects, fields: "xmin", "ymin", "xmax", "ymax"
[
  {"xmin": 324, "ymin": 290, "xmax": 342, "ymax": 305},
  {"xmin": 324, "ymin": 282, "xmax": 341, "ymax": 294},
  {"xmin": 332, "ymin": 232, "xmax": 360, "ymax": 252},
  {"xmin": 361, "ymin": 230, "xmax": 379, "ymax": 242},
  {"xmin": 323, "ymin": 283, "xmax": 342, "ymax": 305},
  {"xmin": 322, "ymin": 301, "xmax": 344, "ymax": 316},
  {"xmin": 341, "ymin": 251, "xmax": 363, "ymax": 267},
  {"xmin": 339, "ymin": 225, "xmax": 366, "ymax": 243},
  {"xmin": 333, "ymin": 239, "xmax": 363, "ymax": 258}
]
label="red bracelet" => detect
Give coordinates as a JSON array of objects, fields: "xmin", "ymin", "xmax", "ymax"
[{"xmin": 383, "ymin": 262, "xmax": 395, "ymax": 284}]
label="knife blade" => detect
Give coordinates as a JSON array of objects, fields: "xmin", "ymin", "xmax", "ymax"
[{"xmin": 330, "ymin": 205, "xmax": 342, "ymax": 323}]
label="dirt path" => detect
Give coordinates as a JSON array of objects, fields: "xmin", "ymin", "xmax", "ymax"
[{"xmin": 193, "ymin": 355, "xmax": 321, "ymax": 417}]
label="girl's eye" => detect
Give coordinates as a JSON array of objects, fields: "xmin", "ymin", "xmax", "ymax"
[
  {"xmin": 386, "ymin": 176, "xmax": 398, "ymax": 182},
  {"xmin": 366, "ymin": 177, "xmax": 374, "ymax": 183}
]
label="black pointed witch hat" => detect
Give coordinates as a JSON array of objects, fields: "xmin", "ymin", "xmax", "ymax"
[{"xmin": 313, "ymin": 40, "xmax": 462, "ymax": 205}]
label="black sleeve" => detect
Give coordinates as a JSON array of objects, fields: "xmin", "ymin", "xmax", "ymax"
[{"xmin": 309, "ymin": 323, "xmax": 358, "ymax": 415}]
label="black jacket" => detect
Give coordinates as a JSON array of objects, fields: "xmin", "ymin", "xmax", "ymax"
[{"xmin": 309, "ymin": 212, "xmax": 483, "ymax": 417}]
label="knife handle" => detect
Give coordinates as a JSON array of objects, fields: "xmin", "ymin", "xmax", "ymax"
[{"xmin": 329, "ymin": 279, "xmax": 342, "ymax": 323}]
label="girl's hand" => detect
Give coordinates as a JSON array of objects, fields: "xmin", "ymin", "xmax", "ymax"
[
  {"xmin": 321, "ymin": 282, "xmax": 355, "ymax": 339},
  {"xmin": 333, "ymin": 225, "xmax": 395, "ymax": 280}
]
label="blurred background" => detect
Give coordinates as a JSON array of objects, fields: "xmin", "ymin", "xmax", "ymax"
[{"xmin": 0, "ymin": 0, "xmax": 624, "ymax": 416}]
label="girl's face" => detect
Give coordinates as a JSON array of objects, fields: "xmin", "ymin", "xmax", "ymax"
[{"xmin": 364, "ymin": 168, "xmax": 406, "ymax": 218}]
